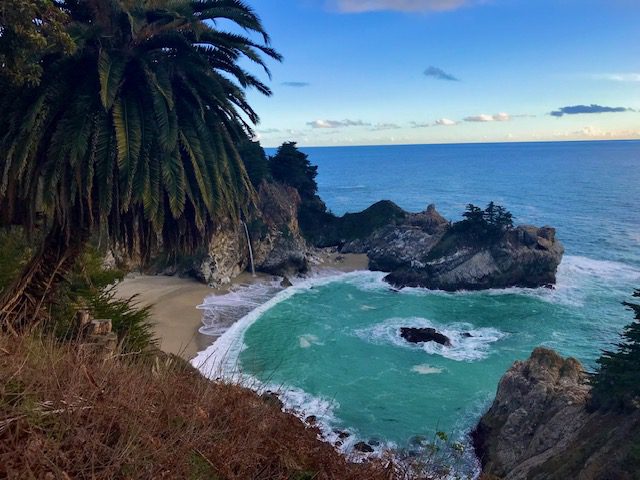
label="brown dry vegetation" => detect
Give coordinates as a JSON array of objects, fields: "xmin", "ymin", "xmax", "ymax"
[{"xmin": 0, "ymin": 334, "xmax": 391, "ymax": 480}]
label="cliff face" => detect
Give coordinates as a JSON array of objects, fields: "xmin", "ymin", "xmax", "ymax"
[
  {"xmin": 473, "ymin": 348, "xmax": 640, "ymax": 480},
  {"xmin": 192, "ymin": 181, "xmax": 309, "ymax": 285}
]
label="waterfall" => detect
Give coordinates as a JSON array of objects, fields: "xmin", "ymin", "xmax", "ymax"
[{"xmin": 241, "ymin": 220, "xmax": 256, "ymax": 277}]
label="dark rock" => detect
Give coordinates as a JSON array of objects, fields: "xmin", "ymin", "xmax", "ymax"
[
  {"xmin": 400, "ymin": 327, "xmax": 452, "ymax": 347},
  {"xmin": 280, "ymin": 276, "xmax": 293, "ymax": 288},
  {"xmin": 335, "ymin": 430, "xmax": 351, "ymax": 440},
  {"xmin": 462, "ymin": 332, "xmax": 473, "ymax": 338},
  {"xmin": 260, "ymin": 391, "xmax": 284, "ymax": 410},
  {"xmin": 353, "ymin": 441, "xmax": 374, "ymax": 453},
  {"xmin": 305, "ymin": 415, "xmax": 317, "ymax": 425}
]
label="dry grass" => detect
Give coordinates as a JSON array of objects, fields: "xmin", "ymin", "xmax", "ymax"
[{"xmin": 0, "ymin": 334, "xmax": 392, "ymax": 480}]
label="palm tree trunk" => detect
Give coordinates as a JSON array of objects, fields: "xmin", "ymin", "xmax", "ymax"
[{"xmin": 0, "ymin": 224, "xmax": 87, "ymax": 333}]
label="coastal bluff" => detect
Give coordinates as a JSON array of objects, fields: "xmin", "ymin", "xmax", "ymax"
[
  {"xmin": 338, "ymin": 202, "xmax": 564, "ymax": 291},
  {"xmin": 472, "ymin": 348, "xmax": 640, "ymax": 479}
]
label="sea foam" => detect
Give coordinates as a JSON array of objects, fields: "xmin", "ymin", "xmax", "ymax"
[{"xmin": 355, "ymin": 317, "xmax": 506, "ymax": 362}]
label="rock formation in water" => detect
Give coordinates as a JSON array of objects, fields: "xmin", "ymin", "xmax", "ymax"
[
  {"xmin": 333, "ymin": 203, "xmax": 563, "ymax": 291},
  {"xmin": 472, "ymin": 347, "xmax": 640, "ymax": 479},
  {"xmin": 399, "ymin": 327, "xmax": 452, "ymax": 346}
]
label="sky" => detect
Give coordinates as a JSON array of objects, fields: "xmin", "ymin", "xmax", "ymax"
[{"xmin": 238, "ymin": 0, "xmax": 640, "ymax": 147}]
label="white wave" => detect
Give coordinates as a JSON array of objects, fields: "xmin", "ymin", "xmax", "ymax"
[
  {"xmin": 299, "ymin": 334, "xmax": 323, "ymax": 348},
  {"xmin": 192, "ymin": 270, "xmax": 375, "ymax": 378},
  {"xmin": 411, "ymin": 364, "xmax": 444, "ymax": 375},
  {"xmin": 390, "ymin": 255, "xmax": 640, "ymax": 308},
  {"xmin": 360, "ymin": 304, "xmax": 377, "ymax": 311},
  {"xmin": 355, "ymin": 317, "xmax": 506, "ymax": 362},
  {"xmin": 558, "ymin": 255, "xmax": 640, "ymax": 282}
]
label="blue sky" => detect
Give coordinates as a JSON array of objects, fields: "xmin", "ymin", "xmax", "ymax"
[{"xmin": 240, "ymin": 0, "xmax": 640, "ymax": 147}]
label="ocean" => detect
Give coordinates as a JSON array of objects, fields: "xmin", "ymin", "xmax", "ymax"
[{"xmin": 193, "ymin": 141, "xmax": 640, "ymax": 474}]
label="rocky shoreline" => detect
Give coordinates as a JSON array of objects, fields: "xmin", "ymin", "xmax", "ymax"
[
  {"xmin": 472, "ymin": 348, "xmax": 640, "ymax": 479},
  {"xmin": 151, "ymin": 189, "xmax": 564, "ymax": 294}
]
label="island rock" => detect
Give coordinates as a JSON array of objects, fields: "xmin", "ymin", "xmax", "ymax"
[{"xmin": 365, "ymin": 204, "xmax": 563, "ymax": 291}]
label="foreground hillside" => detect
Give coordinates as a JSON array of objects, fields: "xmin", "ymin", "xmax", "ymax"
[{"xmin": 0, "ymin": 335, "xmax": 389, "ymax": 480}]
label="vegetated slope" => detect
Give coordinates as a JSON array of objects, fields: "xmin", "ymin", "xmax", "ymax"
[{"xmin": 0, "ymin": 335, "xmax": 389, "ymax": 480}]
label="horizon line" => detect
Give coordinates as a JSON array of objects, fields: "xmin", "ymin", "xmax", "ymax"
[{"xmin": 261, "ymin": 137, "xmax": 640, "ymax": 149}]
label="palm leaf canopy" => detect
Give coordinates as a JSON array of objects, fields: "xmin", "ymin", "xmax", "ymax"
[{"xmin": 0, "ymin": 0, "xmax": 281, "ymax": 257}]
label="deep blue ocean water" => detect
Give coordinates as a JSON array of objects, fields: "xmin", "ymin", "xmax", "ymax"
[{"xmin": 195, "ymin": 141, "xmax": 640, "ymax": 474}]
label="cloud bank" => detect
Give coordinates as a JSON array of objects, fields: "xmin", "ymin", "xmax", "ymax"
[
  {"xmin": 434, "ymin": 118, "xmax": 457, "ymax": 126},
  {"xmin": 424, "ymin": 66, "xmax": 459, "ymax": 81},
  {"xmin": 550, "ymin": 104, "xmax": 634, "ymax": 117},
  {"xmin": 306, "ymin": 119, "xmax": 371, "ymax": 128},
  {"xmin": 331, "ymin": 0, "xmax": 473, "ymax": 12}
]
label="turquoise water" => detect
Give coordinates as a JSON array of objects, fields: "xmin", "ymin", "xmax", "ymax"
[{"xmin": 196, "ymin": 141, "xmax": 640, "ymax": 471}]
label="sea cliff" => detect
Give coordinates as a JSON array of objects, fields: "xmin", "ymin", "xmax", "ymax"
[{"xmin": 472, "ymin": 348, "xmax": 640, "ymax": 479}]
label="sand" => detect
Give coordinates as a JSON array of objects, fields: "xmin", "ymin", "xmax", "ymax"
[{"xmin": 115, "ymin": 251, "xmax": 369, "ymax": 361}]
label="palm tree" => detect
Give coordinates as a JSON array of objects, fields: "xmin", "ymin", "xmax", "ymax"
[{"xmin": 0, "ymin": 0, "xmax": 281, "ymax": 331}]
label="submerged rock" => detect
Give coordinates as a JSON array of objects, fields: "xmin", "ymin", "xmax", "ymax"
[
  {"xmin": 400, "ymin": 327, "xmax": 452, "ymax": 347},
  {"xmin": 472, "ymin": 347, "xmax": 640, "ymax": 479},
  {"xmin": 353, "ymin": 441, "xmax": 374, "ymax": 453}
]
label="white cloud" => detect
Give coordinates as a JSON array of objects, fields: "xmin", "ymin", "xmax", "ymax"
[
  {"xmin": 434, "ymin": 118, "xmax": 457, "ymax": 126},
  {"xmin": 331, "ymin": 0, "xmax": 473, "ymax": 13},
  {"xmin": 306, "ymin": 119, "xmax": 371, "ymax": 128},
  {"xmin": 574, "ymin": 126, "xmax": 640, "ymax": 139},
  {"xmin": 464, "ymin": 113, "xmax": 511, "ymax": 122}
]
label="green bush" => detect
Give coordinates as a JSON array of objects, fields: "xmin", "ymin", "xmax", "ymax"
[
  {"xmin": 0, "ymin": 228, "xmax": 157, "ymax": 353},
  {"xmin": 0, "ymin": 227, "xmax": 34, "ymax": 293}
]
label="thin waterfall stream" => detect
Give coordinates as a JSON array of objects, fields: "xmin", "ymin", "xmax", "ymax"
[{"xmin": 242, "ymin": 220, "xmax": 256, "ymax": 276}]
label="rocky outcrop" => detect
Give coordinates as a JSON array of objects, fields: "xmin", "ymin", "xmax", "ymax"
[
  {"xmin": 305, "ymin": 200, "xmax": 408, "ymax": 249},
  {"xmin": 349, "ymin": 202, "xmax": 563, "ymax": 290},
  {"xmin": 252, "ymin": 181, "xmax": 309, "ymax": 276},
  {"xmin": 191, "ymin": 181, "xmax": 309, "ymax": 285},
  {"xmin": 383, "ymin": 224, "xmax": 564, "ymax": 291},
  {"xmin": 473, "ymin": 348, "xmax": 640, "ymax": 480},
  {"xmin": 400, "ymin": 327, "xmax": 452, "ymax": 346}
]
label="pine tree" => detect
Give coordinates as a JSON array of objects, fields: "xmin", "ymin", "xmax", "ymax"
[
  {"xmin": 462, "ymin": 204, "xmax": 484, "ymax": 225},
  {"xmin": 591, "ymin": 290, "xmax": 640, "ymax": 411}
]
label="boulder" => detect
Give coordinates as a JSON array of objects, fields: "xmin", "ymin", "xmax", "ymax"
[
  {"xmin": 400, "ymin": 327, "xmax": 452, "ymax": 347},
  {"xmin": 353, "ymin": 441, "xmax": 374, "ymax": 453}
]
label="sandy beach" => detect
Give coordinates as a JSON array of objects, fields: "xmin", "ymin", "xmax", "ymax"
[{"xmin": 115, "ymin": 251, "xmax": 368, "ymax": 360}]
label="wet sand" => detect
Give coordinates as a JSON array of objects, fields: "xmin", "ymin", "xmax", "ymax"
[{"xmin": 115, "ymin": 252, "xmax": 369, "ymax": 360}]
